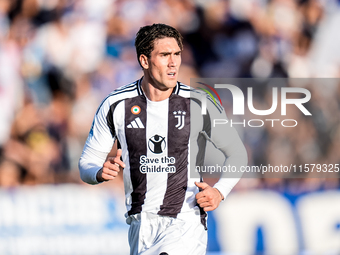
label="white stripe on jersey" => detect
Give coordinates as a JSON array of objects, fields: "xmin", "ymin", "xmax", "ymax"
[{"xmin": 143, "ymin": 97, "xmax": 169, "ymax": 213}]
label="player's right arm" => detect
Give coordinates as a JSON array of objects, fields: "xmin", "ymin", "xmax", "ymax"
[{"xmin": 78, "ymin": 95, "xmax": 119, "ymax": 184}]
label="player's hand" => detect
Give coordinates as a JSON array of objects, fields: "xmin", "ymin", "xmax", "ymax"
[
  {"xmin": 195, "ymin": 182, "xmax": 224, "ymax": 212},
  {"xmin": 97, "ymin": 149, "xmax": 125, "ymax": 182}
]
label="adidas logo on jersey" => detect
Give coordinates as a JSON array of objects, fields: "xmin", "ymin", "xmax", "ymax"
[{"xmin": 127, "ymin": 117, "xmax": 145, "ymax": 128}]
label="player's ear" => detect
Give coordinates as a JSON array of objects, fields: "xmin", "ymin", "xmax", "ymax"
[{"xmin": 140, "ymin": 54, "xmax": 149, "ymax": 69}]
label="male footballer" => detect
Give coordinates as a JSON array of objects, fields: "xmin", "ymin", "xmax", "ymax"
[{"xmin": 79, "ymin": 23, "xmax": 247, "ymax": 255}]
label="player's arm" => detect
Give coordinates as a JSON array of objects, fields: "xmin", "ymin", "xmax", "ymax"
[
  {"xmin": 195, "ymin": 95, "xmax": 248, "ymax": 211},
  {"xmin": 211, "ymin": 126, "xmax": 247, "ymax": 200},
  {"xmin": 78, "ymin": 96, "xmax": 118, "ymax": 184},
  {"xmin": 79, "ymin": 145, "xmax": 125, "ymax": 184},
  {"xmin": 195, "ymin": 132, "xmax": 247, "ymax": 211}
]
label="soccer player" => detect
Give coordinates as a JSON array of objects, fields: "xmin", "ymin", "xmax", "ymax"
[{"xmin": 79, "ymin": 23, "xmax": 247, "ymax": 255}]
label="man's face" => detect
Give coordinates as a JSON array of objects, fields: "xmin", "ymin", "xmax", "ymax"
[{"xmin": 142, "ymin": 37, "xmax": 182, "ymax": 90}]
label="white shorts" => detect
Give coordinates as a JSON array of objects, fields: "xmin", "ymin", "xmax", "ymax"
[{"xmin": 127, "ymin": 209, "xmax": 207, "ymax": 255}]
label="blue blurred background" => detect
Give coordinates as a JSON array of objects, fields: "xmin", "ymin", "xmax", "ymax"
[{"xmin": 0, "ymin": 0, "xmax": 340, "ymax": 254}]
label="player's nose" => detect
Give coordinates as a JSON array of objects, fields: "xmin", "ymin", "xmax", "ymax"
[{"xmin": 168, "ymin": 55, "xmax": 177, "ymax": 67}]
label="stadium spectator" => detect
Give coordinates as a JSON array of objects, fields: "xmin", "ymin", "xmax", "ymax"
[{"xmin": 0, "ymin": 0, "xmax": 338, "ymax": 193}]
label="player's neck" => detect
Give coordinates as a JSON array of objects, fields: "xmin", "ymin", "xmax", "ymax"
[{"xmin": 141, "ymin": 77, "xmax": 173, "ymax": 102}]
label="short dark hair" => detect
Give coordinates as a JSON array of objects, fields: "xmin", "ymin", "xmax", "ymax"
[{"xmin": 135, "ymin": 23, "xmax": 183, "ymax": 67}]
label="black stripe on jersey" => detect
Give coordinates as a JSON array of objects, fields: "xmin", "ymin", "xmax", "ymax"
[
  {"xmin": 125, "ymin": 96, "xmax": 148, "ymax": 216},
  {"xmin": 190, "ymin": 97, "xmax": 209, "ymax": 229},
  {"xmin": 196, "ymin": 112, "xmax": 211, "ymax": 166},
  {"xmin": 158, "ymin": 94, "xmax": 190, "ymax": 218},
  {"xmin": 190, "ymin": 98, "xmax": 211, "ymax": 166},
  {"xmin": 106, "ymin": 100, "xmax": 123, "ymax": 138}
]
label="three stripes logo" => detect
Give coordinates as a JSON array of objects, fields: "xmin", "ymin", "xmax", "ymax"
[{"xmin": 127, "ymin": 117, "xmax": 145, "ymax": 128}]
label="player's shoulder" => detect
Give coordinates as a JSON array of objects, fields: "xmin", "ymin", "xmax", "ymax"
[
  {"xmin": 104, "ymin": 79, "xmax": 143, "ymax": 102},
  {"xmin": 177, "ymin": 81, "xmax": 208, "ymax": 101},
  {"xmin": 176, "ymin": 82, "xmax": 201, "ymax": 98},
  {"xmin": 177, "ymin": 82, "xmax": 224, "ymax": 113},
  {"xmin": 95, "ymin": 79, "xmax": 142, "ymax": 114},
  {"xmin": 107, "ymin": 79, "xmax": 142, "ymax": 101}
]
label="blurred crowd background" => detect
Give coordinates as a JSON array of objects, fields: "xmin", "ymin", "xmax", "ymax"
[{"xmin": 0, "ymin": 0, "xmax": 340, "ymax": 193}]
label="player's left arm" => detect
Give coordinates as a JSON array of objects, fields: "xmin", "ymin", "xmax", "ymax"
[
  {"xmin": 195, "ymin": 127, "xmax": 247, "ymax": 211},
  {"xmin": 195, "ymin": 95, "xmax": 248, "ymax": 211}
]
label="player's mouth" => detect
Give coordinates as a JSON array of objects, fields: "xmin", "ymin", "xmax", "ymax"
[{"xmin": 167, "ymin": 71, "xmax": 176, "ymax": 78}]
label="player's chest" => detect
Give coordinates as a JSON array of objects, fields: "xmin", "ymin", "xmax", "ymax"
[{"xmin": 116, "ymin": 96, "xmax": 191, "ymax": 148}]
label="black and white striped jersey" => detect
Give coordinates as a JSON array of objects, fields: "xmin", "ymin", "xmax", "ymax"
[{"xmin": 80, "ymin": 78, "xmax": 247, "ymax": 218}]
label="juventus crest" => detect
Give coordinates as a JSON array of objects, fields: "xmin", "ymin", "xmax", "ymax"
[{"xmin": 173, "ymin": 111, "xmax": 186, "ymax": 130}]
